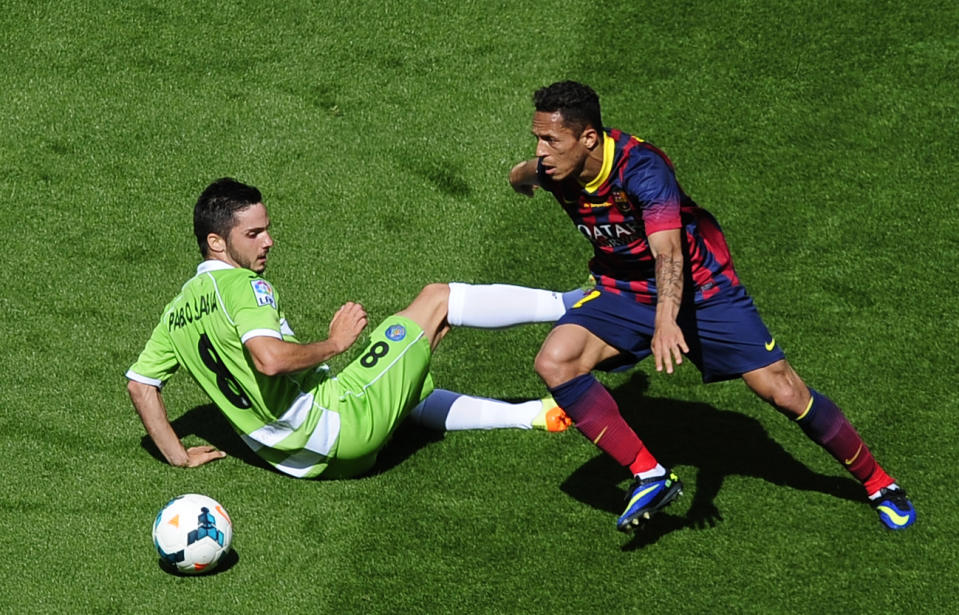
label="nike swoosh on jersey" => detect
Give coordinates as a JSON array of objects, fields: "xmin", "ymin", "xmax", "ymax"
[
  {"xmin": 764, "ymin": 338, "xmax": 776, "ymax": 351},
  {"xmin": 876, "ymin": 505, "xmax": 911, "ymax": 526}
]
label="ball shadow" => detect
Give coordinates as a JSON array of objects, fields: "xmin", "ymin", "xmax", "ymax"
[{"xmin": 156, "ymin": 548, "xmax": 240, "ymax": 577}]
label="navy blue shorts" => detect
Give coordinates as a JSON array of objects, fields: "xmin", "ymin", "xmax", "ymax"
[{"xmin": 557, "ymin": 285, "xmax": 785, "ymax": 383}]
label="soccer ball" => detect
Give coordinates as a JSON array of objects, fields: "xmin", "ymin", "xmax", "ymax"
[{"xmin": 152, "ymin": 494, "xmax": 233, "ymax": 574}]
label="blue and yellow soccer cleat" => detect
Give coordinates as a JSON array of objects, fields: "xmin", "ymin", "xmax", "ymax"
[
  {"xmin": 617, "ymin": 471, "xmax": 683, "ymax": 532},
  {"xmin": 873, "ymin": 486, "xmax": 915, "ymax": 530},
  {"xmin": 532, "ymin": 397, "xmax": 572, "ymax": 432}
]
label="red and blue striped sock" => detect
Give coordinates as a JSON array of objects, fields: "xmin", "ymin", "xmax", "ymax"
[
  {"xmin": 795, "ymin": 389, "xmax": 893, "ymax": 495},
  {"xmin": 549, "ymin": 374, "xmax": 658, "ymax": 475}
]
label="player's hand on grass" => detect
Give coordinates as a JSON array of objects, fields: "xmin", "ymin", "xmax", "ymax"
[
  {"xmin": 328, "ymin": 301, "xmax": 368, "ymax": 353},
  {"xmin": 184, "ymin": 445, "xmax": 226, "ymax": 468},
  {"xmin": 651, "ymin": 321, "xmax": 689, "ymax": 374}
]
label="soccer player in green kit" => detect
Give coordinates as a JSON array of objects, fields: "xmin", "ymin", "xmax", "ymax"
[{"xmin": 126, "ymin": 178, "xmax": 574, "ymax": 479}]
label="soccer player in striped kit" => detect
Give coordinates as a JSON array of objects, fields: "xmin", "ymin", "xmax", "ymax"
[{"xmin": 509, "ymin": 81, "xmax": 914, "ymax": 531}]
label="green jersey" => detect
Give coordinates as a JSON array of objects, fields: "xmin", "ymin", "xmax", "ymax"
[{"xmin": 127, "ymin": 260, "xmax": 341, "ymax": 477}]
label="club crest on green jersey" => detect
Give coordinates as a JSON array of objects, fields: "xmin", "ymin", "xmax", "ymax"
[
  {"xmin": 251, "ymin": 279, "xmax": 276, "ymax": 309},
  {"xmin": 386, "ymin": 324, "xmax": 406, "ymax": 341}
]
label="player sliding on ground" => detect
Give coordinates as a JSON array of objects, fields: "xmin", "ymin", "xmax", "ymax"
[
  {"xmin": 126, "ymin": 178, "xmax": 573, "ymax": 479},
  {"xmin": 509, "ymin": 81, "xmax": 915, "ymax": 531}
]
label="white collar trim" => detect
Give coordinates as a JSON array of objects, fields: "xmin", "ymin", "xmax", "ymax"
[{"xmin": 196, "ymin": 259, "xmax": 236, "ymax": 275}]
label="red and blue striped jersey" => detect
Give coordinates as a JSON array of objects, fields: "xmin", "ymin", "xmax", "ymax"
[{"xmin": 537, "ymin": 128, "xmax": 740, "ymax": 304}]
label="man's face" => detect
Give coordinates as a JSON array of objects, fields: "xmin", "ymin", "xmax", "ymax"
[
  {"xmin": 532, "ymin": 110, "xmax": 591, "ymax": 182},
  {"xmin": 221, "ymin": 203, "xmax": 274, "ymax": 274}
]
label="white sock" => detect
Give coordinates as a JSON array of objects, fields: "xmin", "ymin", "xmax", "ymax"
[
  {"xmin": 868, "ymin": 482, "xmax": 900, "ymax": 500},
  {"xmin": 636, "ymin": 463, "xmax": 666, "ymax": 480},
  {"xmin": 411, "ymin": 390, "xmax": 541, "ymax": 430},
  {"xmin": 447, "ymin": 283, "xmax": 567, "ymax": 328}
]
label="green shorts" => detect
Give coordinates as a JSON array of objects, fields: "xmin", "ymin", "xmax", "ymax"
[{"xmin": 324, "ymin": 316, "xmax": 434, "ymax": 478}]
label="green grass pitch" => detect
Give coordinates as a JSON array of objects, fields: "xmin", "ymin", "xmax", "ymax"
[{"xmin": 1, "ymin": 0, "xmax": 957, "ymax": 612}]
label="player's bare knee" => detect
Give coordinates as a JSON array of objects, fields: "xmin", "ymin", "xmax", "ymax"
[
  {"xmin": 745, "ymin": 361, "xmax": 808, "ymax": 415},
  {"xmin": 533, "ymin": 350, "xmax": 558, "ymax": 385},
  {"xmin": 774, "ymin": 366, "xmax": 808, "ymax": 414},
  {"xmin": 770, "ymin": 384, "xmax": 797, "ymax": 412},
  {"xmin": 397, "ymin": 283, "xmax": 451, "ymax": 342},
  {"xmin": 763, "ymin": 378, "xmax": 808, "ymax": 416},
  {"xmin": 419, "ymin": 282, "xmax": 450, "ymax": 308},
  {"xmin": 534, "ymin": 344, "xmax": 577, "ymax": 387},
  {"xmin": 404, "ymin": 283, "xmax": 449, "ymax": 317}
]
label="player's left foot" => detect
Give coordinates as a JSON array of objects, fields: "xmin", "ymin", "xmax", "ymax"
[
  {"xmin": 531, "ymin": 397, "xmax": 572, "ymax": 432},
  {"xmin": 872, "ymin": 486, "xmax": 915, "ymax": 530}
]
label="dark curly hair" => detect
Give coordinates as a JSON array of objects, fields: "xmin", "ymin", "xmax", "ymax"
[
  {"xmin": 533, "ymin": 81, "xmax": 603, "ymax": 137},
  {"xmin": 193, "ymin": 178, "xmax": 263, "ymax": 257}
]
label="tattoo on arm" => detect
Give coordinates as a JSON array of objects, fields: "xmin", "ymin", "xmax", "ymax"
[{"xmin": 655, "ymin": 253, "xmax": 684, "ymax": 305}]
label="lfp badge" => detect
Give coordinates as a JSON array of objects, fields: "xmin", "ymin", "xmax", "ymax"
[
  {"xmin": 251, "ymin": 279, "xmax": 276, "ymax": 309},
  {"xmin": 385, "ymin": 324, "xmax": 406, "ymax": 341}
]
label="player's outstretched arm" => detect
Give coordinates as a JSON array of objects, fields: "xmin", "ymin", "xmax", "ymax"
[
  {"xmin": 509, "ymin": 158, "xmax": 541, "ymax": 197},
  {"xmin": 244, "ymin": 302, "xmax": 368, "ymax": 376},
  {"xmin": 127, "ymin": 380, "xmax": 226, "ymax": 468}
]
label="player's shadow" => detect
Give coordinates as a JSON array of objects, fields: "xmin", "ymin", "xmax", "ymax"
[
  {"xmin": 141, "ymin": 404, "xmax": 277, "ymax": 473},
  {"xmin": 560, "ymin": 372, "xmax": 863, "ymax": 549},
  {"xmin": 368, "ymin": 423, "xmax": 446, "ymax": 476},
  {"xmin": 141, "ymin": 403, "xmax": 444, "ymax": 478}
]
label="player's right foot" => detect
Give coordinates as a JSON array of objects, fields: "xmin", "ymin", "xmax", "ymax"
[
  {"xmin": 872, "ymin": 486, "xmax": 915, "ymax": 530},
  {"xmin": 531, "ymin": 397, "xmax": 572, "ymax": 432},
  {"xmin": 617, "ymin": 471, "xmax": 683, "ymax": 533}
]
